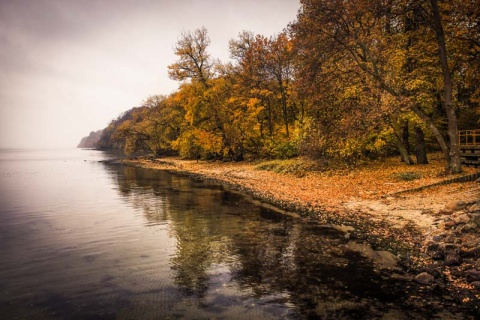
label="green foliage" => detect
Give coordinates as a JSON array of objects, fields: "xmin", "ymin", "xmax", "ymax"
[
  {"xmin": 396, "ymin": 171, "xmax": 421, "ymax": 181},
  {"xmin": 96, "ymin": 96, "xmax": 183, "ymax": 156},
  {"xmin": 172, "ymin": 130, "xmax": 201, "ymax": 159},
  {"xmin": 255, "ymin": 158, "xmax": 318, "ymax": 176},
  {"xmin": 261, "ymin": 139, "xmax": 298, "ymax": 159}
]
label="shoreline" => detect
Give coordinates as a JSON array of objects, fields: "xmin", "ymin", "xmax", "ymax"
[
  {"xmin": 122, "ymin": 156, "xmax": 480, "ymax": 312},
  {"xmin": 122, "ymin": 156, "xmax": 478, "ymax": 231}
]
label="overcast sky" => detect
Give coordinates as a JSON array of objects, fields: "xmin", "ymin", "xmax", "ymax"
[{"xmin": 0, "ymin": 0, "xmax": 300, "ymax": 149}]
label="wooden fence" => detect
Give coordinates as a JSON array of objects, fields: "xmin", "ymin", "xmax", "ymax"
[
  {"xmin": 459, "ymin": 129, "xmax": 480, "ymax": 146},
  {"xmin": 459, "ymin": 129, "xmax": 480, "ymax": 167}
]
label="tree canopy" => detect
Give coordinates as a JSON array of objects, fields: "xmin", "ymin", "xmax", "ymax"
[{"xmin": 95, "ymin": 0, "xmax": 479, "ymax": 172}]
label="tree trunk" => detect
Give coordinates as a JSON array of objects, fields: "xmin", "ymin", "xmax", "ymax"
[
  {"xmin": 411, "ymin": 105, "xmax": 450, "ymax": 163},
  {"xmin": 267, "ymin": 97, "xmax": 273, "ymax": 136},
  {"xmin": 400, "ymin": 120, "xmax": 410, "ymax": 162},
  {"xmin": 395, "ymin": 139, "xmax": 414, "ymax": 165},
  {"xmin": 282, "ymin": 96, "xmax": 289, "ymax": 138},
  {"xmin": 393, "ymin": 127, "xmax": 413, "ymax": 165},
  {"xmin": 429, "ymin": 0, "xmax": 462, "ymax": 174},
  {"xmin": 414, "ymin": 126, "xmax": 429, "ymax": 164}
]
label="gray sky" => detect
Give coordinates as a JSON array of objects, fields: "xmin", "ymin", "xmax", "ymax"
[{"xmin": 0, "ymin": 0, "xmax": 300, "ymax": 149}]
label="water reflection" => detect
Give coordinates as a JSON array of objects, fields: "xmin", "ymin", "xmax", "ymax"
[
  {"xmin": 1, "ymin": 150, "xmax": 473, "ymax": 318},
  {"xmin": 104, "ymin": 164, "xmax": 464, "ymax": 319}
]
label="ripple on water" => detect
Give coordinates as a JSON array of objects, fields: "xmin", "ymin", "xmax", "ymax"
[{"xmin": 0, "ymin": 149, "xmax": 477, "ymax": 319}]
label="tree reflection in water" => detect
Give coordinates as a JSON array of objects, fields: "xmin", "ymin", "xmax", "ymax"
[{"xmin": 104, "ymin": 164, "xmax": 465, "ymax": 319}]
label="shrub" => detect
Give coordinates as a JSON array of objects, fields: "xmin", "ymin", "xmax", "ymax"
[{"xmin": 262, "ymin": 139, "xmax": 298, "ymax": 159}]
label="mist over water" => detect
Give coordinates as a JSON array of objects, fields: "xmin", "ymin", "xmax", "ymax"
[{"xmin": 0, "ymin": 149, "xmax": 472, "ymax": 319}]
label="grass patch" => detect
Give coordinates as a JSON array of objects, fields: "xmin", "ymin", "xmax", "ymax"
[
  {"xmin": 254, "ymin": 158, "xmax": 320, "ymax": 177},
  {"xmin": 395, "ymin": 171, "xmax": 422, "ymax": 181}
]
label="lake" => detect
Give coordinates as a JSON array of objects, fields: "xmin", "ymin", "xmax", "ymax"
[{"xmin": 0, "ymin": 149, "xmax": 472, "ymax": 319}]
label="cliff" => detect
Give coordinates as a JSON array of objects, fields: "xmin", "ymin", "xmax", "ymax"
[{"xmin": 77, "ymin": 130, "xmax": 103, "ymax": 148}]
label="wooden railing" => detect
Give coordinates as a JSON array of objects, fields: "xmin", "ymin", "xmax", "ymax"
[{"xmin": 459, "ymin": 129, "xmax": 480, "ymax": 147}]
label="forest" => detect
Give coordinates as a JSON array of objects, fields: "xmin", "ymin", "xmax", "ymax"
[{"xmin": 94, "ymin": 0, "xmax": 479, "ymax": 174}]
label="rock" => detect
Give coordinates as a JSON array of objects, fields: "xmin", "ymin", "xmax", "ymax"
[
  {"xmin": 432, "ymin": 234, "xmax": 446, "ymax": 242},
  {"xmin": 461, "ymin": 222, "xmax": 478, "ymax": 233},
  {"xmin": 475, "ymin": 258, "xmax": 480, "ymax": 270},
  {"xmin": 344, "ymin": 241, "xmax": 400, "ymax": 270},
  {"xmin": 469, "ymin": 204, "xmax": 480, "ymax": 213},
  {"xmin": 426, "ymin": 242, "xmax": 444, "ymax": 260},
  {"xmin": 437, "ymin": 221, "xmax": 446, "ymax": 230},
  {"xmin": 444, "ymin": 200, "xmax": 468, "ymax": 213},
  {"xmin": 471, "ymin": 281, "xmax": 480, "ymax": 289},
  {"xmin": 444, "ymin": 235, "xmax": 455, "ymax": 244},
  {"xmin": 472, "ymin": 214, "xmax": 480, "ymax": 227},
  {"xmin": 461, "ymin": 246, "xmax": 480, "ymax": 259},
  {"xmin": 332, "ymin": 224, "xmax": 355, "ymax": 233},
  {"xmin": 454, "ymin": 213, "xmax": 470, "ymax": 225},
  {"xmin": 421, "ymin": 209, "xmax": 434, "ymax": 215},
  {"xmin": 451, "ymin": 211, "xmax": 464, "ymax": 218},
  {"xmin": 444, "ymin": 244, "xmax": 462, "ymax": 266},
  {"xmin": 415, "ymin": 272, "xmax": 435, "ymax": 285},
  {"xmin": 466, "ymin": 269, "xmax": 480, "ymax": 282},
  {"xmin": 444, "ymin": 220, "xmax": 456, "ymax": 229},
  {"xmin": 450, "ymin": 268, "xmax": 464, "ymax": 278}
]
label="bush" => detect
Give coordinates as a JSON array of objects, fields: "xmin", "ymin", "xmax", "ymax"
[
  {"xmin": 262, "ymin": 139, "xmax": 298, "ymax": 159},
  {"xmin": 172, "ymin": 132, "xmax": 201, "ymax": 159}
]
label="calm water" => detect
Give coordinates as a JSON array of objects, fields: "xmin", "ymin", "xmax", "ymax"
[{"xmin": 0, "ymin": 149, "xmax": 472, "ymax": 319}]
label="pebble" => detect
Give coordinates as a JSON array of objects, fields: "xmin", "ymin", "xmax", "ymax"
[
  {"xmin": 466, "ymin": 269, "xmax": 480, "ymax": 282},
  {"xmin": 453, "ymin": 213, "xmax": 470, "ymax": 225},
  {"xmin": 444, "ymin": 200, "xmax": 468, "ymax": 213},
  {"xmin": 415, "ymin": 272, "xmax": 435, "ymax": 285},
  {"xmin": 444, "ymin": 244, "xmax": 461, "ymax": 266},
  {"xmin": 461, "ymin": 222, "xmax": 478, "ymax": 233},
  {"xmin": 426, "ymin": 242, "xmax": 444, "ymax": 260},
  {"xmin": 472, "ymin": 214, "xmax": 480, "ymax": 227},
  {"xmin": 470, "ymin": 203, "xmax": 480, "ymax": 212}
]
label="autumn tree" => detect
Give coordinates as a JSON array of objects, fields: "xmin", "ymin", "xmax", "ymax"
[
  {"xmin": 168, "ymin": 27, "xmax": 272, "ymax": 160},
  {"xmin": 168, "ymin": 26, "xmax": 216, "ymax": 88},
  {"xmin": 291, "ymin": 0, "xmax": 477, "ymax": 172},
  {"xmin": 291, "ymin": 0, "xmax": 410, "ymax": 162},
  {"xmin": 167, "ymin": 27, "xmax": 220, "ymax": 159},
  {"xmin": 133, "ymin": 95, "xmax": 184, "ymax": 156},
  {"xmin": 400, "ymin": 0, "xmax": 479, "ymax": 170},
  {"xmin": 96, "ymin": 95, "xmax": 184, "ymax": 156},
  {"xmin": 229, "ymin": 32, "xmax": 275, "ymax": 138},
  {"xmin": 429, "ymin": 0, "xmax": 461, "ymax": 172},
  {"xmin": 265, "ymin": 32, "xmax": 296, "ymax": 138},
  {"xmin": 97, "ymin": 108, "xmax": 143, "ymax": 152},
  {"xmin": 229, "ymin": 31, "xmax": 300, "ymax": 158},
  {"xmin": 97, "ymin": 0, "xmax": 478, "ymax": 166},
  {"xmin": 453, "ymin": 0, "xmax": 480, "ymax": 128}
]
